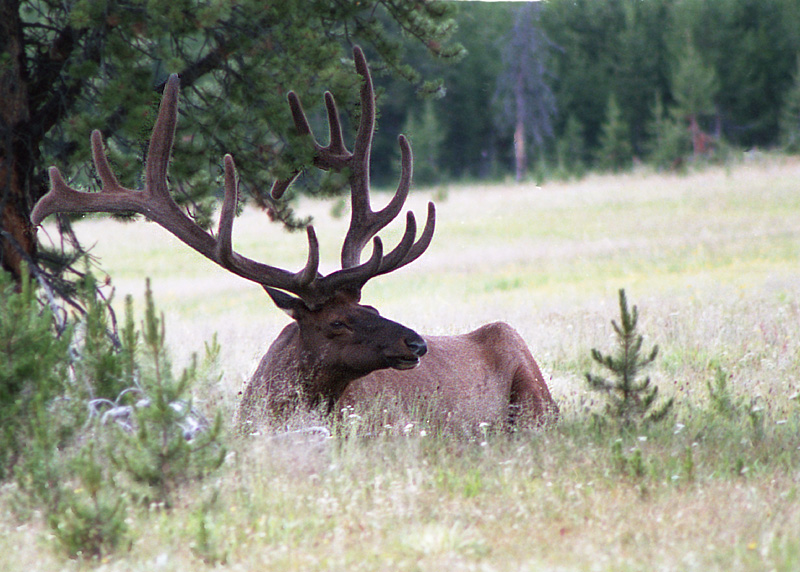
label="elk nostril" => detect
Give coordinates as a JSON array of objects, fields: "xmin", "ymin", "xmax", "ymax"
[{"xmin": 405, "ymin": 337, "xmax": 427, "ymax": 357}]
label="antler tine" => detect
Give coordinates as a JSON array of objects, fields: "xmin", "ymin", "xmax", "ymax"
[
  {"xmin": 287, "ymin": 91, "xmax": 313, "ymax": 137},
  {"xmin": 340, "ymin": 132, "xmax": 413, "ymax": 268},
  {"xmin": 387, "ymin": 201, "xmax": 436, "ymax": 273},
  {"xmin": 217, "ymin": 154, "xmax": 241, "ymax": 268},
  {"xmin": 270, "ymin": 172, "xmax": 299, "ymax": 201},
  {"xmin": 324, "ymin": 91, "xmax": 348, "ymax": 156},
  {"xmin": 296, "ymin": 226, "xmax": 321, "ymax": 286},
  {"xmin": 365, "ymin": 200, "xmax": 436, "ymax": 278},
  {"xmin": 35, "ymin": 75, "xmax": 181, "ymax": 224},
  {"xmin": 218, "ymin": 154, "xmax": 321, "ymax": 289},
  {"xmin": 91, "ymin": 131, "xmax": 123, "ymax": 191},
  {"xmin": 320, "ymin": 236, "xmax": 384, "ymax": 294},
  {"xmin": 265, "ymin": 46, "xmax": 435, "ymax": 297},
  {"xmin": 270, "ymin": 90, "xmax": 350, "ymax": 200},
  {"xmin": 339, "ymin": 49, "xmax": 416, "ymax": 269},
  {"xmin": 350, "ymin": 45, "xmax": 376, "ymax": 206},
  {"xmin": 145, "ymin": 74, "xmax": 180, "ymax": 197},
  {"xmin": 375, "ymin": 211, "xmax": 418, "ymax": 272},
  {"xmin": 270, "ymin": 92, "xmax": 310, "ymax": 201},
  {"xmin": 31, "ymin": 167, "xmax": 92, "ymax": 225},
  {"xmin": 339, "ymin": 46, "xmax": 378, "ymax": 267}
]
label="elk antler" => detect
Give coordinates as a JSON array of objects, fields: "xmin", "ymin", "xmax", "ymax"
[
  {"xmin": 32, "ymin": 75, "xmax": 327, "ymax": 300},
  {"xmin": 31, "ymin": 47, "xmax": 435, "ymax": 307},
  {"xmin": 272, "ymin": 46, "xmax": 436, "ymax": 282}
]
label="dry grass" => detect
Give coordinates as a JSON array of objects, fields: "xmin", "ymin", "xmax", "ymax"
[{"xmin": 4, "ymin": 156, "xmax": 800, "ymax": 570}]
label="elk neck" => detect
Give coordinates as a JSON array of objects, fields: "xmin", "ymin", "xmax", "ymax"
[{"xmin": 269, "ymin": 322, "xmax": 369, "ymax": 413}]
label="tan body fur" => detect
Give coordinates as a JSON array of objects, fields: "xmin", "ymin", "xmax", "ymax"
[{"xmin": 341, "ymin": 323, "xmax": 559, "ymax": 430}]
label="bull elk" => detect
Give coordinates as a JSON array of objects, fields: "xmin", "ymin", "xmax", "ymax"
[{"xmin": 32, "ymin": 47, "xmax": 559, "ymax": 434}]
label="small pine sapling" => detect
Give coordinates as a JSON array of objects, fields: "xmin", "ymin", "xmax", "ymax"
[
  {"xmin": 706, "ymin": 364, "xmax": 741, "ymax": 418},
  {"xmin": 73, "ymin": 273, "xmax": 135, "ymax": 402},
  {"xmin": 586, "ymin": 289, "xmax": 673, "ymax": 427},
  {"xmin": 46, "ymin": 444, "xmax": 131, "ymax": 559},
  {"xmin": 110, "ymin": 279, "xmax": 225, "ymax": 508},
  {"xmin": 0, "ymin": 265, "xmax": 71, "ymax": 479}
]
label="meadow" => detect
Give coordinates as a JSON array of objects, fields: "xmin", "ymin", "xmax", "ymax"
[{"xmin": 3, "ymin": 156, "xmax": 800, "ymax": 570}]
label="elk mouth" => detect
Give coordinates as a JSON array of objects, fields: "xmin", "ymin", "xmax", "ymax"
[
  {"xmin": 386, "ymin": 334, "xmax": 426, "ymax": 370},
  {"xmin": 389, "ymin": 356, "xmax": 421, "ymax": 370}
]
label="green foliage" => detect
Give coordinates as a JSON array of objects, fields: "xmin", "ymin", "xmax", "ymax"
[
  {"xmin": 595, "ymin": 95, "xmax": 633, "ymax": 172},
  {"xmin": 16, "ymin": 426, "xmax": 131, "ymax": 560},
  {"xmin": 704, "ymin": 364, "xmax": 767, "ymax": 446},
  {"xmin": 645, "ymin": 93, "xmax": 691, "ymax": 171},
  {"xmin": 611, "ymin": 439, "xmax": 646, "ymax": 480},
  {"xmin": 190, "ymin": 507, "xmax": 230, "ymax": 566},
  {"xmin": 10, "ymin": 276, "xmax": 226, "ymax": 559},
  {"xmin": 435, "ymin": 467, "xmax": 484, "ymax": 499},
  {"xmin": 6, "ymin": 272, "xmax": 132, "ymax": 559},
  {"xmin": 586, "ymin": 289, "xmax": 674, "ymax": 428},
  {"xmin": 13, "ymin": 0, "xmax": 462, "ymax": 227},
  {"xmin": 669, "ymin": 40, "xmax": 720, "ymax": 121},
  {"xmin": 46, "ymin": 444, "xmax": 131, "ymax": 560},
  {"xmin": 535, "ymin": 0, "xmax": 800, "ymax": 173},
  {"xmin": 682, "ymin": 445, "xmax": 695, "ymax": 483},
  {"xmin": 556, "ymin": 115, "xmax": 587, "ymax": 179},
  {"xmin": 403, "ymin": 99, "xmax": 445, "ymax": 186},
  {"xmin": 0, "ymin": 267, "xmax": 71, "ymax": 479},
  {"xmin": 109, "ymin": 279, "xmax": 226, "ymax": 508},
  {"xmin": 72, "ymin": 273, "xmax": 136, "ymax": 402},
  {"xmin": 421, "ymin": 2, "xmax": 512, "ymax": 182},
  {"xmin": 8, "ymin": 0, "xmax": 800, "ymax": 270},
  {"xmin": 779, "ymin": 54, "xmax": 800, "ymax": 152},
  {"xmin": 706, "ymin": 365, "xmax": 742, "ymax": 418}
]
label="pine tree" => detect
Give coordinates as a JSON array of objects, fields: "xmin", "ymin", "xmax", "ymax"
[
  {"xmin": 586, "ymin": 289, "xmax": 673, "ymax": 427},
  {"xmin": 403, "ymin": 99, "xmax": 445, "ymax": 186},
  {"xmin": 779, "ymin": 54, "xmax": 800, "ymax": 153},
  {"xmin": 494, "ymin": 2, "xmax": 557, "ymax": 181},
  {"xmin": 669, "ymin": 39, "xmax": 719, "ymax": 159},
  {"xmin": 109, "ymin": 279, "xmax": 225, "ymax": 508},
  {"xmin": 556, "ymin": 114, "xmax": 587, "ymax": 178},
  {"xmin": 1, "ymin": 0, "xmax": 463, "ymax": 282},
  {"xmin": 12, "ymin": 276, "xmax": 225, "ymax": 557},
  {"xmin": 0, "ymin": 266, "xmax": 71, "ymax": 478},
  {"xmin": 645, "ymin": 93, "xmax": 691, "ymax": 171},
  {"xmin": 596, "ymin": 94, "xmax": 633, "ymax": 172}
]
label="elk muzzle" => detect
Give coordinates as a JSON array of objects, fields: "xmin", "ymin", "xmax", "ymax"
[{"xmin": 389, "ymin": 333, "xmax": 427, "ymax": 370}]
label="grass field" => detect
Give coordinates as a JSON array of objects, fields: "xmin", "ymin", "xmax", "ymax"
[{"xmin": 4, "ymin": 156, "xmax": 800, "ymax": 570}]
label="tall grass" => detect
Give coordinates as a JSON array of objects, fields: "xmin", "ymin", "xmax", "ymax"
[{"xmin": 5, "ymin": 156, "xmax": 800, "ymax": 570}]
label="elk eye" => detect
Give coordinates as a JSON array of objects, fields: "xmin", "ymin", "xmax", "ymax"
[{"xmin": 330, "ymin": 320, "xmax": 348, "ymax": 330}]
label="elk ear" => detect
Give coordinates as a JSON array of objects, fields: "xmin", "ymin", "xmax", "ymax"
[{"xmin": 263, "ymin": 286, "xmax": 310, "ymax": 320}]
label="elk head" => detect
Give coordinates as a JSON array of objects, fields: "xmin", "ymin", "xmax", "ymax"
[{"xmin": 31, "ymin": 47, "xmax": 435, "ymax": 396}]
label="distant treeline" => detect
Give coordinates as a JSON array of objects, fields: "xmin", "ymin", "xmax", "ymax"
[{"xmin": 369, "ymin": 0, "xmax": 800, "ymax": 185}]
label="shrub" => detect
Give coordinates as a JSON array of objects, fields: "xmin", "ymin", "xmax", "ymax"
[
  {"xmin": 586, "ymin": 289, "xmax": 674, "ymax": 428},
  {"xmin": 11, "ymin": 274, "xmax": 226, "ymax": 559},
  {"xmin": 0, "ymin": 266, "xmax": 71, "ymax": 479},
  {"xmin": 595, "ymin": 95, "xmax": 633, "ymax": 172},
  {"xmin": 645, "ymin": 94, "xmax": 691, "ymax": 171},
  {"xmin": 72, "ymin": 273, "xmax": 136, "ymax": 402},
  {"xmin": 46, "ymin": 444, "xmax": 131, "ymax": 559},
  {"xmin": 108, "ymin": 279, "xmax": 226, "ymax": 508}
]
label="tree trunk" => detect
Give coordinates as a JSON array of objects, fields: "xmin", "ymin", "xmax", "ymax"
[
  {"xmin": 514, "ymin": 120, "xmax": 525, "ymax": 182},
  {"xmin": 1, "ymin": 0, "xmax": 38, "ymax": 281},
  {"xmin": 513, "ymin": 70, "xmax": 526, "ymax": 182}
]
